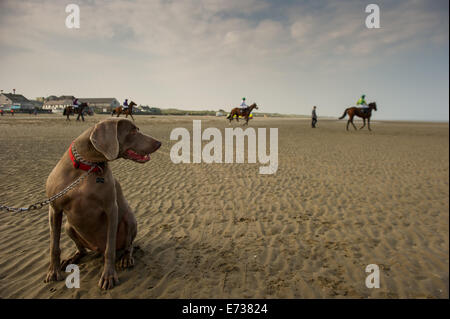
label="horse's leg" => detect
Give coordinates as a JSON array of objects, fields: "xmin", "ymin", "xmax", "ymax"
[
  {"xmin": 346, "ymin": 114, "xmax": 352, "ymax": 131},
  {"xmin": 360, "ymin": 118, "xmax": 366, "ymax": 130},
  {"xmin": 129, "ymin": 113, "xmax": 135, "ymax": 122},
  {"xmin": 368, "ymin": 117, "xmax": 371, "ymax": 131},
  {"xmin": 117, "ymin": 111, "xmax": 120, "ymax": 118},
  {"xmin": 229, "ymin": 112, "xmax": 234, "ymax": 124},
  {"xmin": 350, "ymin": 115, "xmax": 357, "ymax": 130}
]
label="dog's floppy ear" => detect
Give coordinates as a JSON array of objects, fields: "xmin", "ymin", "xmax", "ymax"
[{"xmin": 90, "ymin": 120, "xmax": 120, "ymax": 161}]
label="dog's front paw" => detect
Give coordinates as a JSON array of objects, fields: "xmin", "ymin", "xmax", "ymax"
[
  {"xmin": 44, "ymin": 265, "xmax": 63, "ymax": 283},
  {"xmin": 119, "ymin": 254, "xmax": 135, "ymax": 269},
  {"xmin": 98, "ymin": 266, "xmax": 119, "ymax": 290}
]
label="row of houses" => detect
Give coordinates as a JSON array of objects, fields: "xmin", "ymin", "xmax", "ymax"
[
  {"xmin": 0, "ymin": 91, "xmax": 214, "ymax": 115},
  {"xmin": 0, "ymin": 91, "xmax": 120, "ymax": 113},
  {"xmin": 42, "ymin": 96, "xmax": 120, "ymax": 113}
]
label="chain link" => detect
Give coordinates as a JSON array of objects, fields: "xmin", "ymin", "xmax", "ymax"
[{"xmin": 0, "ymin": 166, "xmax": 96, "ymax": 213}]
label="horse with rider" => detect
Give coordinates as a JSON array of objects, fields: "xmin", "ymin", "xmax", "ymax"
[
  {"xmin": 112, "ymin": 99, "xmax": 137, "ymax": 121},
  {"xmin": 63, "ymin": 98, "xmax": 90, "ymax": 121},
  {"xmin": 227, "ymin": 97, "xmax": 259, "ymax": 125},
  {"xmin": 339, "ymin": 94, "xmax": 378, "ymax": 131}
]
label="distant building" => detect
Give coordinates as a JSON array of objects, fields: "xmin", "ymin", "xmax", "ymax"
[
  {"xmin": 42, "ymin": 96, "xmax": 119, "ymax": 113},
  {"xmin": 43, "ymin": 96, "xmax": 74, "ymax": 112},
  {"xmin": 46, "ymin": 95, "xmax": 59, "ymax": 101},
  {"xmin": 79, "ymin": 98, "xmax": 120, "ymax": 112},
  {"xmin": 0, "ymin": 92, "xmax": 35, "ymax": 110},
  {"xmin": 30, "ymin": 100, "xmax": 44, "ymax": 109}
]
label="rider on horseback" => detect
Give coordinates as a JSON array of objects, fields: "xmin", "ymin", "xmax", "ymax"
[
  {"xmin": 239, "ymin": 97, "xmax": 248, "ymax": 112},
  {"xmin": 356, "ymin": 94, "xmax": 369, "ymax": 113},
  {"xmin": 123, "ymin": 99, "xmax": 129, "ymax": 110},
  {"xmin": 73, "ymin": 97, "xmax": 81, "ymax": 110}
]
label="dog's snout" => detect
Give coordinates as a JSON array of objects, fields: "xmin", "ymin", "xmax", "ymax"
[{"xmin": 155, "ymin": 141, "xmax": 162, "ymax": 150}]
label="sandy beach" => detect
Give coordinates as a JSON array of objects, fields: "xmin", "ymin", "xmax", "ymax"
[{"xmin": 0, "ymin": 114, "xmax": 448, "ymax": 299}]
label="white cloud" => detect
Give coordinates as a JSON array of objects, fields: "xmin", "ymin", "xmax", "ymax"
[
  {"xmin": 1, "ymin": 0, "xmax": 446, "ymax": 64},
  {"xmin": 0, "ymin": 0, "xmax": 447, "ymax": 119}
]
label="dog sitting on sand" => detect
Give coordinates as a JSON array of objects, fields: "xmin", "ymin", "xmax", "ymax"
[{"xmin": 44, "ymin": 118, "xmax": 161, "ymax": 289}]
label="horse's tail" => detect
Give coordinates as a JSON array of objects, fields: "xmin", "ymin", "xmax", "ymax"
[{"xmin": 339, "ymin": 108, "xmax": 349, "ymax": 120}]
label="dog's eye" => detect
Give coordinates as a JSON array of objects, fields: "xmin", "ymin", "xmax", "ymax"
[{"xmin": 130, "ymin": 128, "xmax": 138, "ymax": 135}]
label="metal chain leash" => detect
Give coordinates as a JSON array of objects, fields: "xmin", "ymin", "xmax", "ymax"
[{"xmin": 0, "ymin": 166, "xmax": 96, "ymax": 213}]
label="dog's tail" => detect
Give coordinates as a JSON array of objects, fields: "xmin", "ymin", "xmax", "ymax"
[{"xmin": 339, "ymin": 108, "xmax": 349, "ymax": 120}]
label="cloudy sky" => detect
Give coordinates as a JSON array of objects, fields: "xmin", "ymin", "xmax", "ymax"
[{"xmin": 0, "ymin": 0, "xmax": 448, "ymax": 121}]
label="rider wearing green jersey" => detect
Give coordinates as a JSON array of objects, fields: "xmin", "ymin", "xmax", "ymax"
[{"xmin": 356, "ymin": 94, "xmax": 369, "ymax": 113}]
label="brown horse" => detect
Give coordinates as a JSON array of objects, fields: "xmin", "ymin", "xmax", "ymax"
[
  {"xmin": 227, "ymin": 103, "xmax": 258, "ymax": 125},
  {"xmin": 111, "ymin": 101, "xmax": 137, "ymax": 121},
  {"xmin": 339, "ymin": 102, "xmax": 377, "ymax": 131},
  {"xmin": 63, "ymin": 103, "xmax": 88, "ymax": 121}
]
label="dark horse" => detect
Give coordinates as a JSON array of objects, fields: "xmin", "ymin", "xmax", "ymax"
[
  {"xmin": 227, "ymin": 103, "xmax": 258, "ymax": 125},
  {"xmin": 63, "ymin": 103, "xmax": 88, "ymax": 121},
  {"xmin": 111, "ymin": 101, "xmax": 137, "ymax": 121},
  {"xmin": 339, "ymin": 102, "xmax": 377, "ymax": 131}
]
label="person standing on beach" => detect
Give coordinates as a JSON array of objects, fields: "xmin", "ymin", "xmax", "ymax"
[{"xmin": 312, "ymin": 106, "xmax": 318, "ymax": 128}]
